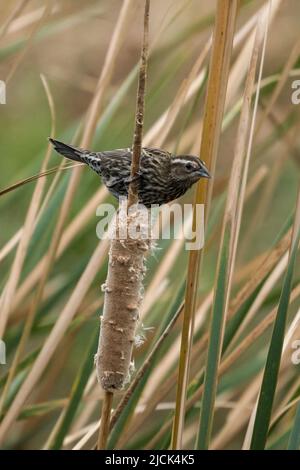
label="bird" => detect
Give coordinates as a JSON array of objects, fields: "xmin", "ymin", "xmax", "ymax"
[{"xmin": 49, "ymin": 138, "xmax": 211, "ymax": 207}]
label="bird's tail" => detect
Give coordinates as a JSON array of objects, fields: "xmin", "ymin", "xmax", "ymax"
[{"xmin": 48, "ymin": 138, "xmax": 84, "ymax": 163}]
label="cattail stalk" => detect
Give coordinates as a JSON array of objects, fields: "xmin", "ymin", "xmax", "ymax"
[{"xmin": 96, "ymin": 0, "xmax": 150, "ymax": 449}]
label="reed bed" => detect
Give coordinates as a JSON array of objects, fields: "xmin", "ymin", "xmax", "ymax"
[{"xmin": 0, "ymin": 0, "xmax": 299, "ymax": 450}]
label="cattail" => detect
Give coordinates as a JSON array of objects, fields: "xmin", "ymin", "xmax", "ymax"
[
  {"xmin": 96, "ymin": 0, "xmax": 150, "ymax": 449},
  {"xmin": 95, "ymin": 208, "xmax": 151, "ymax": 391}
]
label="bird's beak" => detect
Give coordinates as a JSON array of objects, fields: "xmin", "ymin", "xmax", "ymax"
[{"xmin": 199, "ymin": 165, "xmax": 211, "ymax": 179}]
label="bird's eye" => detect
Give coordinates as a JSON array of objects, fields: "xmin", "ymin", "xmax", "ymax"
[{"xmin": 185, "ymin": 162, "xmax": 193, "ymax": 171}]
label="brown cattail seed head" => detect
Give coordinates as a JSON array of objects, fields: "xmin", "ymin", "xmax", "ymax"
[{"xmin": 96, "ymin": 210, "xmax": 151, "ymax": 391}]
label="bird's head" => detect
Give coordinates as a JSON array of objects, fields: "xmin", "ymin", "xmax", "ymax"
[{"xmin": 170, "ymin": 155, "xmax": 211, "ymax": 184}]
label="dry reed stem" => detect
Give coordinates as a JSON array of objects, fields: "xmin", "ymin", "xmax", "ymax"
[
  {"xmin": 65, "ymin": 422, "xmax": 102, "ymax": 447},
  {"xmin": 153, "ymin": 39, "xmax": 211, "ymax": 149},
  {"xmin": 141, "ymin": 291, "xmax": 212, "ymax": 403},
  {"xmin": 172, "ymin": 0, "xmax": 238, "ymax": 450},
  {"xmin": 238, "ymin": 111, "xmax": 299, "ymax": 261},
  {"xmin": 233, "ymin": 252, "xmax": 289, "ymax": 343},
  {"xmin": 197, "ymin": 9, "xmax": 270, "ymax": 445},
  {"xmin": 97, "ymin": 391, "xmax": 114, "ymax": 450},
  {"xmin": 267, "ymin": 108, "xmax": 300, "ymax": 167},
  {"xmin": 218, "ymin": 364, "xmax": 296, "ymax": 449},
  {"xmin": 0, "ymin": 0, "xmax": 30, "ymax": 42},
  {"xmin": 230, "ymin": 228, "xmax": 291, "ymax": 309},
  {"xmin": 145, "ymin": 2, "xmax": 268, "ymax": 148},
  {"xmin": 67, "ymin": 373, "xmax": 98, "ymax": 437},
  {"xmin": 128, "ymin": 1, "xmax": 149, "ymax": 206},
  {"xmin": 225, "ymin": 0, "xmax": 281, "ymax": 108},
  {"xmin": 182, "ymin": 2, "xmax": 282, "ymax": 159},
  {"xmin": 81, "ymin": 0, "xmax": 135, "ymax": 148},
  {"xmin": 141, "ymin": 209, "xmax": 193, "ymax": 319},
  {"xmin": 202, "ymin": 0, "xmax": 268, "ymax": 426},
  {"xmin": 6, "ymin": 0, "xmax": 52, "ymax": 84},
  {"xmin": 226, "ymin": 2, "xmax": 272, "ymax": 276},
  {"xmin": 211, "ymin": 374, "xmax": 263, "ymax": 449},
  {"xmin": 0, "ymin": 154, "xmax": 76, "ymax": 261},
  {"xmin": 255, "ymin": 36, "xmax": 300, "ymax": 135},
  {"xmin": 5, "ymin": 3, "xmax": 57, "ymax": 35},
  {"xmin": 96, "ymin": 0, "xmax": 150, "ymax": 449},
  {"xmin": 0, "ymin": 163, "xmax": 82, "ymax": 198},
  {"xmin": 73, "ymin": 421, "xmax": 100, "ymax": 450}
]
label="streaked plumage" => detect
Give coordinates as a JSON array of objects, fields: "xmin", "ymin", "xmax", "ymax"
[{"xmin": 49, "ymin": 138, "xmax": 211, "ymax": 207}]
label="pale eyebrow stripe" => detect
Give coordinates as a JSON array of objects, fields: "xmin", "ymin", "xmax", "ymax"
[{"xmin": 172, "ymin": 158, "xmax": 197, "ymax": 165}]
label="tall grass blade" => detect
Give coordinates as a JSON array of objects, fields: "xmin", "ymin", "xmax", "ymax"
[{"xmin": 250, "ymin": 190, "xmax": 300, "ymax": 449}]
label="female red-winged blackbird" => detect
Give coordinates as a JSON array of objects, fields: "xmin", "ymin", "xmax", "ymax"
[{"xmin": 49, "ymin": 138, "xmax": 211, "ymax": 207}]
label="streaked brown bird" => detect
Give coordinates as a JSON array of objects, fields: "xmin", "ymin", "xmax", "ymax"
[{"xmin": 49, "ymin": 138, "xmax": 210, "ymax": 207}]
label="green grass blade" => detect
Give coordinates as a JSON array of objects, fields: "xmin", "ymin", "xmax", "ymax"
[
  {"xmin": 250, "ymin": 228, "xmax": 300, "ymax": 449},
  {"xmin": 18, "ymin": 400, "xmax": 66, "ymax": 420},
  {"xmin": 49, "ymin": 327, "xmax": 99, "ymax": 450},
  {"xmin": 196, "ymin": 226, "xmax": 230, "ymax": 449}
]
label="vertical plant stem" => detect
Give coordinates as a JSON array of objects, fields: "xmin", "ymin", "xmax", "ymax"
[
  {"xmin": 97, "ymin": 392, "xmax": 114, "ymax": 450},
  {"xmin": 81, "ymin": 0, "xmax": 135, "ymax": 148},
  {"xmin": 128, "ymin": 0, "xmax": 150, "ymax": 207},
  {"xmin": 0, "ymin": 0, "xmax": 30, "ymax": 43},
  {"xmin": 96, "ymin": 0, "xmax": 150, "ymax": 450},
  {"xmin": 5, "ymin": 0, "xmax": 52, "ymax": 84},
  {"xmin": 171, "ymin": 0, "xmax": 238, "ymax": 450},
  {"xmin": 196, "ymin": 8, "xmax": 269, "ymax": 449}
]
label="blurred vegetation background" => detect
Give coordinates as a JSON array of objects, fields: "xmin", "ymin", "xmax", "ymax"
[{"xmin": 0, "ymin": 0, "xmax": 300, "ymax": 450}]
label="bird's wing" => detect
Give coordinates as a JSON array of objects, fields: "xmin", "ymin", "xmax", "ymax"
[
  {"xmin": 143, "ymin": 147, "xmax": 172, "ymax": 158},
  {"xmin": 96, "ymin": 149, "xmax": 132, "ymax": 186}
]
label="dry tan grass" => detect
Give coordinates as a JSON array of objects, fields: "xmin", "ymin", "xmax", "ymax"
[{"xmin": 0, "ymin": 0, "xmax": 299, "ymax": 451}]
